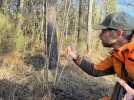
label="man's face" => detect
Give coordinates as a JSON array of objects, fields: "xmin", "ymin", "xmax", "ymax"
[{"xmin": 99, "ymin": 29, "xmax": 120, "ymax": 47}]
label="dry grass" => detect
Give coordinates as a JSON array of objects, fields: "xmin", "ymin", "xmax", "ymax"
[
  {"xmin": 0, "ymin": 34, "xmax": 116, "ymax": 100},
  {"xmin": 0, "ymin": 52, "xmax": 53, "ymax": 100}
]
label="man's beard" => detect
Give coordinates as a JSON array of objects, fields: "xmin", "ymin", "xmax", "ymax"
[{"xmin": 102, "ymin": 42, "xmax": 115, "ymax": 47}]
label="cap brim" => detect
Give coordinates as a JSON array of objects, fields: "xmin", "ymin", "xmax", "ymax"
[{"xmin": 93, "ymin": 24, "xmax": 107, "ymax": 30}]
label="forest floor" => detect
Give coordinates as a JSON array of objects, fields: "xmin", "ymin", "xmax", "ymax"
[
  {"xmin": 54, "ymin": 62, "xmax": 116, "ymax": 100},
  {"xmin": 0, "ymin": 52, "xmax": 116, "ymax": 100}
]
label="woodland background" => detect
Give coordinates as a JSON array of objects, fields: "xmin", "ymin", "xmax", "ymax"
[{"xmin": 0, "ymin": 0, "xmax": 133, "ymax": 100}]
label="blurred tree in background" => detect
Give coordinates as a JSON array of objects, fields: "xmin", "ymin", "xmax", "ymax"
[
  {"xmin": 0, "ymin": 0, "xmax": 118, "ymax": 67},
  {"xmin": 0, "ymin": 0, "xmax": 118, "ymax": 66},
  {"xmin": 0, "ymin": 0, "xmax": 125, "ymax": 100},
  {"xmin": 0, "ymin": 13, "xmax": 24, "ymax": 54}
]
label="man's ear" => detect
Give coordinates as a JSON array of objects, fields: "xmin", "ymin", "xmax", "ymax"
[{"xmin": 117, "ymin": 29, "xmax": 123, "ymax": 38}]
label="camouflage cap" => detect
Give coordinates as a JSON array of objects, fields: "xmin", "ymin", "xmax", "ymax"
[{"xmin": 94, "ymin": 12, "xmax": 134, "ymax": 31}]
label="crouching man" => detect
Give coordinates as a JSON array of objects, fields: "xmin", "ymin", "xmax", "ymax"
[{"xmin": 66, "ymin": 12, "xmax": 134, "ymax": 100}]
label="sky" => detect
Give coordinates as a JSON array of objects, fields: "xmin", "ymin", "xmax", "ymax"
[
  {"xmin": 118, "ymin": 0, "xmax": 134, "ymax": 16},
  {"xmin": 73, "ymin": 0, "xmax": 134, "ymax": 17},
  {"xmin": 95, "ymin": 0, "xmax": 134, "ymax": 17}
]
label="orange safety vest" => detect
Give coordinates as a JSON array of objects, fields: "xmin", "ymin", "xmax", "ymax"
[{"xmin": 95, "ymin": 37, "xmax": 134, "ymax": 81}]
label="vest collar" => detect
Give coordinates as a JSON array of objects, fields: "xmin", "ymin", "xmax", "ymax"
[{"xmin": 112, "ymin": 36, "xmax": 134, "ymax": 62}]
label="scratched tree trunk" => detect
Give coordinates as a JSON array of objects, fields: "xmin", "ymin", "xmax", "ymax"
[
  {"xmin": 46, "ymin": 1, "xmax": 58, "ymax": 69},
  {"xmin": 47, "ymin": 22, "xmax": 58, "ymax": 69}
]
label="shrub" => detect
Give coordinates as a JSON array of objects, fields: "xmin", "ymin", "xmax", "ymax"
[{"xmin": 0, "ymin": 14, "xmax": 25, "ymax": 54}]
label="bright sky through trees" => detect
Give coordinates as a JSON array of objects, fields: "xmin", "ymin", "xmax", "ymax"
[{"xmin": 118, "ymin": 0, "xmax": 134, "ymax": 16}]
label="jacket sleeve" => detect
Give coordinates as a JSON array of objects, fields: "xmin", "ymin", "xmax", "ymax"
[{"xmin": 73, "ymin": 56, "xmax": 115, "ymax": 77}]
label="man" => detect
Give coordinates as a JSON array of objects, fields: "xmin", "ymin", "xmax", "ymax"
[{"xmin": 66, "ymin": 12, "xmax": 134, "ymax": 100}]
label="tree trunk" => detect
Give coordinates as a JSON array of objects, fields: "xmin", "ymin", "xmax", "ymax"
[
  {"xmin": 77, "ymin": 0, "xmax": 82, "ymax": 42},
  {"xmin": 3, "ymin": 0, "xmax": 7, "ymax": 14},
  {"xmin": 17, "ymin": 0, "xmax": 24, "ymax": 28},
  {"xmin": 42, "ymin": 0, "xmax": 46, "ymax": 44},
  {"xmin": 16, "ymin": 0, "xmax": 20, "ymax": 12},
  {"xmin": 87, "ymin": 0, "xmax": 93, "ymax": 50},
  {"xmin": 46, "ymin": 1, "xmax": 58, "ymax": 70},
  {"xmin": 0, "ymin": 0, "xmax": 3, "ymax": 9}
]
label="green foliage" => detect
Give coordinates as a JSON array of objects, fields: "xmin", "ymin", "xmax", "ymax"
[
  {"xmin": 15, "ymin": 28, "xmax": 25, "ymax": 50},
  {"xmin": 0, "ymin": 14, "xmax": 25, "ymax": 54}
]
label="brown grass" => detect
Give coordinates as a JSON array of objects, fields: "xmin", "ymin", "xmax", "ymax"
[{"xmin": 0, "ymin": 52, "xmax": 53, "ymax": 100}]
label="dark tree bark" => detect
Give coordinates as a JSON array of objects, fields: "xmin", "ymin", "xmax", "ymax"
[
  {"xmin": 14, "ymin": 0, "xmax": 20, "ymax": 12},
  {"xmin": 0, "ymin": 0, "xmax": 3, "ymax": 9},
  {"xmin": 45, "ymin": 0, "xmax": 58, "ymax": 69},
  {"xmin": 47, "ymin": 22, "xmax": 58, "ymax": 69},
  {"xmin": 77, "ymin": 0, "xmax": 82, "ymax": 42}
]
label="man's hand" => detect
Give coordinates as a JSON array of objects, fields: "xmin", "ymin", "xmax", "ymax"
[{"xmin": 65, "ymin": 46, "xmax": 78, "ymax": 60}]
